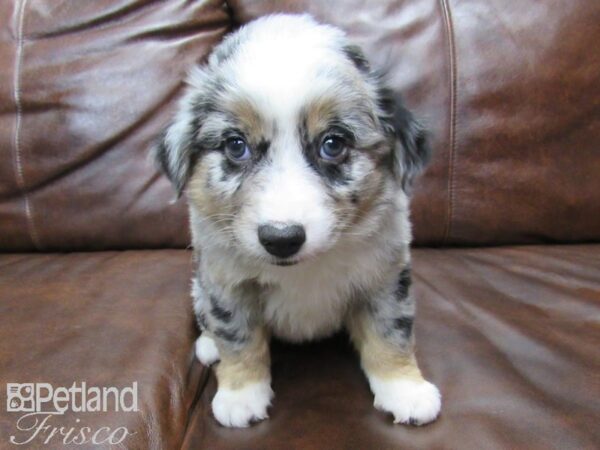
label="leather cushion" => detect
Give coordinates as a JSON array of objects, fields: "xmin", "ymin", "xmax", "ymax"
[
  {"xmin": 182, "ymin": 245, "xmax": 600, "ymax": 449},
  {"xmin": 0, "ymin": 250, "xmax": 202, "ymax": 449},
  {"xmin": 0, "ymin": 0, "xmax": 230, "ymax": 251}
]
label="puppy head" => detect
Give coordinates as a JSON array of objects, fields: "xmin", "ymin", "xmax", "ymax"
[{"xmin": 155, "ymin": 14, "xmax": 430, "ymax": 265}]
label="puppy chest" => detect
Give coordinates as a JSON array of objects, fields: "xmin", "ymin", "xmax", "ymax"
[{"xmin": 261, "ymin": 283, "xmax": 350, "ymax": 342}]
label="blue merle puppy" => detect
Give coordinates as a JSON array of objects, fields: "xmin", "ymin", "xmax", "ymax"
[{"xmin": 155, "ymin": 14, "xmax": 441, "ymax": 428}]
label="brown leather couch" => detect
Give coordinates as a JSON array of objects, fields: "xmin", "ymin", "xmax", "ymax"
[{"xmin": 1, "ymin": 1, "xmax": 598, "ymax": 449}]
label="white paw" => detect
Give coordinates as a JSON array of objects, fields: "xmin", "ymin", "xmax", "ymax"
[
  {"xmin": 195, "ymin": 334, "xmax": 220, "ymax": 366},
  {"xmin": 369, "ymin": 377, "xmax": 441, "ymax": 425},
  {"xmin": 212, "ymin": 380, "xmax": 274, "ymax": 428}
]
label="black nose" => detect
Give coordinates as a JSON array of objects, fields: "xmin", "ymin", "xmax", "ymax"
[{"xmin": 258, "ymin": 224, "xmax": 306, "ymax": 258}]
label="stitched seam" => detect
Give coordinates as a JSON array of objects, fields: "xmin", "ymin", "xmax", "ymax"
[
  {"xmin": 439, "ymin": 0, "xmax": 457, "ymax": 245},
  {"xmin": 13, "ymin": 0, "xmax": 41, "ymax": 250}
]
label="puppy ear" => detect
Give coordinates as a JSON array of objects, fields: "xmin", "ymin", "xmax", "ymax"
[
  {"xmin": 343, "ymin": 43, "xmax": 431, "ymax": 191},
  {"xmin": 153, "ymin": 116, "xmax": 197, "ymax": 198},
  {"xmin": 154, "ymin": 66, "xmax": 214, "ymax": 197},
  {"xmin": 378, "ymin": 88, "xmax": 431, "ymax": 191}
]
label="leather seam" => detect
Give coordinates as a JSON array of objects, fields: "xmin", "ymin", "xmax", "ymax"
[
  {"xmin": 12, "ymin": 0, "xmax": 41, "ymax": 250},
  {"xmin": 439, "ymin": 0, "xmax": 457, "ymax": 245}
]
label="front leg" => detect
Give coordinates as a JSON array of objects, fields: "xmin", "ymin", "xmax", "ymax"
[
  {"xmin": 192, "ymin": 276, "xmax": 272, "ymax": 428},
  {"xmin": 346, "ymin": 267, "xmax": 441, "ymax": 425}
]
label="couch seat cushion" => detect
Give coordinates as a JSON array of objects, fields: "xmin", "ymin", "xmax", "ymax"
[
  {"xmin": 0, "ymin": 250, "xmax": 201, "ymax": 449},
  {"xmin": 182, "ymin": 245, "xmax": 600, "ymax": 449}
]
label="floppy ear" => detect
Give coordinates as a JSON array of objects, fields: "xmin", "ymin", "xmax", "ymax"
[
  {"xmin": 342, "ymin": 43, "xmax": 431, "ymax": 191},
  {"xmin": 154, "ymin": 66, "xmax": 215, "ymax": 197},
  {"xmin": 378, "ymin": 88, "xmax": 432, "ymax": 191},
  {"xmin": 153, "ymin": 113, "xmax": 197, "ymax": 198}
]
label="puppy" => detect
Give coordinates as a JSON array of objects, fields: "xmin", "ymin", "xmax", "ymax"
[{"xmin": 155, "ymin": 14, "xmax": 441, "ymax": 428}]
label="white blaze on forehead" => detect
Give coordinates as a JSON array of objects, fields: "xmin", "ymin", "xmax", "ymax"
[
  {"xmin": 226, "ymin": 15, "xmax": 350, "ymax": 122},
  {"xmin": 254, "ymin": 132, "xmax": 335, "ymax": 254}
]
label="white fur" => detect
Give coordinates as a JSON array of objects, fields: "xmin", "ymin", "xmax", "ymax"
[
  {"xmin": 236, "ymin": 134, "xmax": 337, "ymax": 262},
  {"xmin": 368, "ymin": 376, "xmax": 441, "ymax": 425},
  {"xmin": 196, "ymin": 194, "xmax": 409, "ymax": 342},
  {"xmin": 258, "ymin": 209, "xmax": 403, "ymax": 341},
  {"xmin": 212, "ymin": 380, "xmax": 274, "ymax": 428},
  {"xmin": 224, "ymin": 15, "xmax": 352, "ymax": 123},
  {"xmin": 195, "ymin": 334, "xmax": 220, "ymax": 366}
]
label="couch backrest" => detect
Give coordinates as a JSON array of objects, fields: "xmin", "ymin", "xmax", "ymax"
[
  {"xmin": 0, "ymin": 0, "xmax": 229, "ymax": 251},
  {"xmin": 1, "ymin": 0, "xmax": 598, "ymax": 251}
]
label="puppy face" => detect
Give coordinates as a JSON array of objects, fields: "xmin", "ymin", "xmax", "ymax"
[{"xmin": 156, "ymin": 15, "xmax": 429, "ymax": 265}]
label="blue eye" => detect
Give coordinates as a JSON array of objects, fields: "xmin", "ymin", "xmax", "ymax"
[
  {"xmin": 319, "ymin": 136, "xmax": 347, "ymax": 161},
  {"xmin": 224, "ymin": 137, "xmax": 251, "ymax": 162}
]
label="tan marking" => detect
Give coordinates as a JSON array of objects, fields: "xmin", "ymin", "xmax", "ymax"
[
  {"xmin": 304, "ymin": 97, "xmax": 338, "ymax": 139},
  {"xmin": 347, "ymin": 307, "xmax": 424, "ymax": 382},
  {"xmin": 228, "ymin": 98, "xmax": 266, "ymax": 143},
  {"xmin": 214, "ymin": 327, "xmax": 271, "ymax": 390},
  {"xmin": 187, "ymin": 156, "xmax": 238, "ymax": 220},
  {"xmin": 350, "ymin": 174, "xmax": 387, "ymax": 227}
]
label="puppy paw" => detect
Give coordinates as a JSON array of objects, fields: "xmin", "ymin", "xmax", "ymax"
[
  {"xmin": 212, "ymin": 381, "xmax": 274, "ymax": 427},
  {"xmin": 369, "ymin": 377, "xmax": 441, "ymax": 425},
  {"xmin": 195, "ymin": 334, "xmax": 220, "ymax": 366}
]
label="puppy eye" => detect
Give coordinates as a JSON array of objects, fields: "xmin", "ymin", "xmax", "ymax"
[
  {"xmin": 319, "ymin": 136, "xmax": 347, "ymax": 162},
  {"xmin": 224, "ymin": 137, "xmax": 251, "ymax": 162}
]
